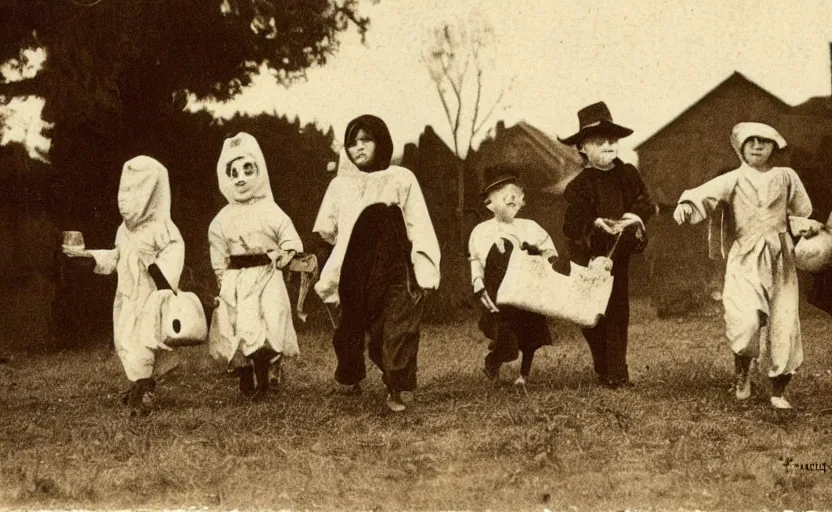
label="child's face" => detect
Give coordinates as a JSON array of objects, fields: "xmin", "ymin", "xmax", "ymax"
[
  {"xmin": 580, "ymin": 134, "xmax": 619, "ymax": 169},
  {"xmin": 485, "ymin": 182, "xmax": 524, "ymax": 223},
  {"xmin": 226, "ymin": 156, "xmax": 259, "ymax": 199},
  {"xmin": 742, "ymin": 137, "xmax": 775, "ymax": 169},
  {"xmin": 346, "ymin": 128, "xmax": 377, "ymax": 169}
]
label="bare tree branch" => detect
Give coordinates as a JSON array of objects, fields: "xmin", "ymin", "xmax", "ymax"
[
  {"xmin": 473, "ymin": 73, "xmax": 516, "ymax": 138},
  {"xmin": 468, "ymin": 66, "xmax": 483, "ymax": 154}
]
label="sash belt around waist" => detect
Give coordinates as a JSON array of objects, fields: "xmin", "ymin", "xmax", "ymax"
[{"xmin": 228, "ymin": 253, "xmax": 272, "ymax": 270}]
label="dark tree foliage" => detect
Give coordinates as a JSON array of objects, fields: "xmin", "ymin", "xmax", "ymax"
[
  {"xmin": 0, "ymin": 0, "xmax": 369, "ymax": 225},
  {"xmin": 0, "ymin": 0, "xmax": 372, "ymax": 342}
]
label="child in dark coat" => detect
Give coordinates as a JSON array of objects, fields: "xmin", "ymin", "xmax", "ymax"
[{"xmin": 560, "ymin": 102, "xmax": 656, "ymax": 388}]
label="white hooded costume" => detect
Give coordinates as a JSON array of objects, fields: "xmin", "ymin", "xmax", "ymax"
[
  {"xmin": 89, "ymin": 156, "xmax": 185, "ymax": 382},
  {"xmin": 208, "ymin": 132, "xmax": 303, "ymax": 365},
  {"xmin": 677, "ymin": 122, "xmax": 812, "ymax": 377}
]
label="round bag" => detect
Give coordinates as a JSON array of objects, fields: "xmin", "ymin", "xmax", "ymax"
[
  {"xmin": 794, "ymin": 228, "xmax": 832, "ymax": 273},
  {"xmin": 162, "ymin": 291, "xmax": 208, "ymax": 347}
]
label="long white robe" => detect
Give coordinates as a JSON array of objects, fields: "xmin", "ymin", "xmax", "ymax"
[
  {"xmin": 89, "ymin": 156, "xmax": 184, "ymax": 382},
  {"xmin": 207, "ymin": 132, "xmax": 303, "ymax": 366},
  {"xmin": 679, "ymin": 165, "xmax": 812, "ymax": 376},
  {"xmin": 208, "ymin": 200, "xmax": 303, "ymax": 363},
  {"xmin": 90, "ymin": 221, "xmax": 185, "ymax": 382}
]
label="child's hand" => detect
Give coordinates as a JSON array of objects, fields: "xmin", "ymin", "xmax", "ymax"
[
  {"xmin": 273, "ymin": 249, "xmax": 296, "ymax": 269},
  {"xmin": 790, "ymin": 217, "xmax": 825, "ymax": 238},
  {"xmin": 472, "ymin": 277, "xmax": 499, "ymax": 312},
  {"xmin": 476, "ymin": 289, "xmax": 499, "ymax": 313},
  {"xmin": 520, "ymin": 242, "xmax": 542, "ymax": 255},
  {"xmin": 673, "ymin": 203, "xmax": 693, "ymax": 225},
  {"xmin": 62, "ymin": 246, "xmax": 91, "ymax": 258},
  {"xmin": 594, "ymin": 218, "xmax": 619, "ymax": 235}
]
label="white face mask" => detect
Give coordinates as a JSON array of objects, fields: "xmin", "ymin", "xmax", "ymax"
[
  {"xmin": 225, "ymin": 156, "xmax": 260, "ymax": 202},
  {"xmin": 117, "ymin": 156, "xmax": 170, "ymax": 230},
  {"xmin": 486, "ymin": 183, "xmax": 525, "ymax": 223},
  {"xmin": 216, "ymin": 132, "xmax": 274, "ymax": 205},
  {"xmin": 580, "ymin": 134, "xmax": 619, "ymax": 170}
]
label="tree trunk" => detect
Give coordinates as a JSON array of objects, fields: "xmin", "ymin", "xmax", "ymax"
[{"xmin": 456, "ymin": 159, "xmax": 466, "ymax": 250}]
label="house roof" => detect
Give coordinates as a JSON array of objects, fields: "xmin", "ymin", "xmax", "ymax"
[
  {"xmin": 635, "ymin": 72, "xmax": 792, "ymax": 151},
  {"xmin": 470, "ymin": 121, "xmax": 583, "ymax": 195},
  {"xmin": 792, "ymin": 96, "xmax": 832, "ymax": 117}
]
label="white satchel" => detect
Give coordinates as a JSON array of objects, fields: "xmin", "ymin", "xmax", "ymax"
[
  {"xmin": 161, "ymin": 290, "xmax": 208, "ymax": 347},
  {"xmin": 495, "ymin": 235, "xmax": 616, "ymax": 327},
  {"xmin": 147, "ymin": 264, "xmax": 208, "ymax": 347}
]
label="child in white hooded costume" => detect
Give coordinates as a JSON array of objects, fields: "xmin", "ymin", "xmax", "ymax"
[
  {"xmin": 208, "ymin": 132, "xmax": 303, "ymax": 398},
  {"xmin": 63, "ymin": 156, "xmax": 185, "ymax": 416},
  {"xmin": 674, "ymin": 122, "xmax": 814, "ymax": 409}
]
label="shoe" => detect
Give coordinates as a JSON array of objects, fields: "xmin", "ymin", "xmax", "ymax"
[
  {"xmin": 600, "ymin": 376, "xmax": 632, "ymax": 389},
  {"xmin": 513, "ymin": 375, "xmax": 526, "ymax": 386},
  {"xmin": 236, "ymin": 366, "xmax": 256, "ymax": 396},
  {"xmin": 127, "ymin": 378, "xmax": 156, "ymax": 417},
  {"xmin": 335, "ymin": 382, "xmax": 362, "ymax": 395},
  {"xmin": 386, "ymin": 392, "xmax": 406, "ymax": 412},
  {"xmin": 770, "ymin": 396, "xmax": 793, "ymax": 409},
  {"xmin": 252, "ymin": 350, "xmax": 274, "ymax": 396},
  {"xmin": 482, "ymin": 364, "xmax": 500, "ymax": 382},
  {"xmin": 735, "ymin": 373, "xmax": 751, "ymax": 400}
]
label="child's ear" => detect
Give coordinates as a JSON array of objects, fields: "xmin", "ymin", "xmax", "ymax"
[{"xmin": 483, "ymin": 197, "xmax": 497, "ymax": 213}]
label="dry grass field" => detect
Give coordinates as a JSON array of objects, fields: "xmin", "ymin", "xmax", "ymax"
[{"xmin": 1, "ymin": 298, "xmax": 832, "ymax": 511}]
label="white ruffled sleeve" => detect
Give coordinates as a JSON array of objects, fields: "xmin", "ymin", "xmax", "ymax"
[
  {"xmin": 313, "ymin": 179, "xmax": 340, "ymax": 246},
  {"xmin": 399, "ymin": 169, "xmax": 441, "ymax": 290}
]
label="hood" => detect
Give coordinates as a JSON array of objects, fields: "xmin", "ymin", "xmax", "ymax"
[
  {"xmin": 117, "ymin": 155, "xmax": 171, "ymax": 231},
  {"xmin": 730, "ymin": 122, "xmax": 787, "ymax": 163},
  {"xmin": 216, "ymin": 132, "xmax": 274, "ymax": 204},
  {"xmin": 344, "ymin": 114, "xmax": 393, "ymax": 172}
]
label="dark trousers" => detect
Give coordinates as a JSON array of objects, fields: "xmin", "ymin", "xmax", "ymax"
[
  {"xmin": 582, "ymin": 256, "xmax": 631, "ymax": 385},
  {"xmin": 332, "ymin": 203, "xmax": 425, "ymax": 393},
  {"xmin": 482, "ymin": 313, "xmax": 540, "ymax": 376},
  {"xmin": 480, "ymin": 240, "xmax": 552, "ymax": 375},
  {"xmin": 334, "ymin": 282, "xmax": 424, "ymax": 391}
]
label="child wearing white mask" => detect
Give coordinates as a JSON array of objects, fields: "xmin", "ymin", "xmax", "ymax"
[
  {"xmin": 468, "ymin": 166, "xmax": 556, "ymax": 385},
  {"xmin": 63, "ymin": 156, "xmax": 185, "ymax": 416},
  {"xmin": 208, "ymin": 132, "xmax": 303, "ymax": 399}
]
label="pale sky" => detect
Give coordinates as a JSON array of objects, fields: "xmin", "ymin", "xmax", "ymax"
[
  {"xmin": 4, "ymin": 1, "xmax": 832, "ymax": 161},
  {"xmin": 201, "ymin": 0, "xmax": 832, "ymax": 158}
]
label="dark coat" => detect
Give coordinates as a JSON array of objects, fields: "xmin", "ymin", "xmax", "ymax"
[{"xmin": 562, "ymin": 159, "xmax": 656, "ymax": 267}]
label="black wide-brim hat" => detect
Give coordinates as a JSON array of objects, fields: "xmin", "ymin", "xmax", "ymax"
[
  {"xmin": 480, "ymin": 165, "xmax": 521, "ymax": 198},
  {"xmin": 558, "ymin": 101, "xmax": 633, "ymax": 146}
]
